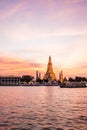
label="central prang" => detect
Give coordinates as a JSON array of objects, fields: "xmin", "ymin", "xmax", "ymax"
[{"xmin": 43, "ymin": 56, "xmax": 57, "ymax": 81}]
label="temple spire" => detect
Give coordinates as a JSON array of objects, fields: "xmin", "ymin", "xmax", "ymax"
[
  {"xmin": 49, "ymin": 56, "xmax": 52, "ymax": 63},
  {"xmin": 43, "ymin": 56, "xmax": 57, "ymax": 81}
]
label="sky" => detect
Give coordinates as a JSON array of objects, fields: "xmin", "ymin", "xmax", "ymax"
[{"xmin": 0, "ymin": 0, "xmax": 87, "ymax": 79}]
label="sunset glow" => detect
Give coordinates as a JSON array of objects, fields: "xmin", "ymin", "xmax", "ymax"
[{"xmin": 0, "ymin": 0, "xmax": 87, "ymax": 78}]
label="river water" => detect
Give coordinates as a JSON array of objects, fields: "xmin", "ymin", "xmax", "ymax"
[{"xmin": 0, "ymin": 86, "xmax": 87, "ymax": 130}]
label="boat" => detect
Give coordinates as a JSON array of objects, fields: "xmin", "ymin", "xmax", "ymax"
[{"xmin": 59, "ymin": 82, "xmax": 87, "ymax": 88}]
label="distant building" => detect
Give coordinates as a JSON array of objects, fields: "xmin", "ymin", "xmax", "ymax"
[
  {"xmin": 36, "ymin": 70, "xmax": 41, "ymax": 81},
  {"xmin": 39, "ymin": 73, "xmax": 41, "ymax": 79},
  {"xmin": 43, "ymin": 56, "xmax": 57, "ymax": 81},
  {"xmin": 0, "ymin": 76, "xmax": 21, "ymax": 86},
  {"xmin": 36, "ymin": 71, "xmax": 39, "ymax": 80},
  {"xmin": 59, "ymin": 71, "xmax": 63, "ymax": 83}
]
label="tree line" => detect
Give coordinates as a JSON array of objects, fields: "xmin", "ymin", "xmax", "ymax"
[
  {"xmin": 68, "ymin": 76, "xmax": 87, "ymax": 82},
  {"xmin": 20, "ymin": 75, "xmax": 87, "ymax": 84}
]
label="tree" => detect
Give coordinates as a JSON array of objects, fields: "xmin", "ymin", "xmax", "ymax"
[
  {"xmin": 63, "ymin": 77, "xmax": 67, "ymax": 82},
  {"xmin": 68, "ymin": 77, "xmax": 74, "ymax": 82},
  {"xmin": 21, "ymin": 75, "xmax": 34, "ymax": 83},
  {"xmin": 68, "ymin": 76, "xmax": 87, "ymax": 82},
  {"xmin": 43, "ymin": 79, "xmax": 49, "ymax": 83},
  {"xmin": 75, "ymin": 77, "xmax": 81, "ymax": 82},
  {"xmin": 75, "ymin": 76, "xmax": 87, "ymax": 82},
  {"xmin": 36, "ymin": 78, "xmax": 43, "ymax": 83}
]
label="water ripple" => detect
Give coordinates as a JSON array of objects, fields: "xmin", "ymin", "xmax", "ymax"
[{"xmin": 0, "ymin": 87, "xmax": 87, "ymax": 130}]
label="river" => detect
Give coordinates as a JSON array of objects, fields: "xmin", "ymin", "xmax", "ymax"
[{"xmin": 0, "ymin": 86, "xmax": 87, "ymax": 130}]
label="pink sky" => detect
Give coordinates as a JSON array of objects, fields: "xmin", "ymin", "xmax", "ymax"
[{"xmin": 0, "ymin": 0, "xmax": 87, "ymax": 78}]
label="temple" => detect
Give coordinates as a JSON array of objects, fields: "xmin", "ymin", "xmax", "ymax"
[
  {"xmin": 59, "ymin": 71, "xmax": 63, "ymax": 83},
  {"xmin": 43, "ymin": 56, "xmax": 57, "ymax": 81}
]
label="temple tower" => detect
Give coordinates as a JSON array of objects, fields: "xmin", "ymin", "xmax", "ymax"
[
  {"xmin": 43, "ymin": 56, "xmax": 57, "ymax": 81},
  {"xmin": 59, "ymin": 71, "xmax": 63, "ymax": 83},
  {"xmin": 36, "ymin": 70, "xmax": 38, "ymax": 80}
]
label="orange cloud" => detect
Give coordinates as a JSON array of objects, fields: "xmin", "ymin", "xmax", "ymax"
[
  {"xmin": 0, "ymin": 56, "xmax": 42, "ymax": 77},
  {"xmin": 0, "ymin": 56, "xmax": 87, "ymax": 79},
  {"xmin": 60, "ymin": 61, "xmax": 87, "ymax": 78}
]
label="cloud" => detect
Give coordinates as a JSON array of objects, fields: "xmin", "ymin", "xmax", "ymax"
[
  {"xmin": 0, "ymin": 55, "xmax": 87, "ymax": 78},
  {"xmin": 0, "ymin": 56, "xmax": 42, "ymax": 76},
  {"xmin": 0, "ymin": 0, "xmax": 87, "ymax": 78},
  {"xmin": 1, "ymin": 22, "xmax": 87, "ymax": 45},
  {"xmin": 0, "ymin": 1, "xmax": 27, "ymax": 20},
  {"xmin": 66, "ymin": 0, "xmax": 86, "ymax": 4},
  {"xmin": 62, "ymin": 62, "xmax": 87, "ymax": 78},
  {"xmin": 0, "ymin": 0, "xmax": 87, "ymax": 43}
]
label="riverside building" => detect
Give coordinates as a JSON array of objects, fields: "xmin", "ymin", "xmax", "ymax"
[{"xmin": 0, "ymin": 76, "xmax": 21, "ymax": 86}]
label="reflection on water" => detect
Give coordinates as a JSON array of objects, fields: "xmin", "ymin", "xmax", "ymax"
[{"xmin": 0, "ymin": 86, "xmax": 87, "ymax": 130}]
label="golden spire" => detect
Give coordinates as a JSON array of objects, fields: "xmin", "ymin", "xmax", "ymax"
[
  {"xmin": 43, "ymin": 56, "xmax": 57, "ymax": 81},
  {"xmin": 49, "ymin": 56, "xmax": 51, "ymax": 63}
]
